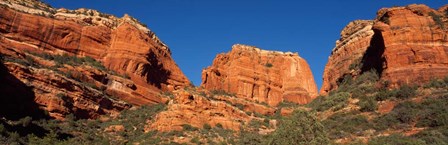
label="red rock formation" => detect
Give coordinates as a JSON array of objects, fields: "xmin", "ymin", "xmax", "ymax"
[
  {"xmin": 374, "ymin": 4, "xmax": 448, "ymax": 87},
  {"xmin": 0, "ymin": 0, "xmax": 191, "ymax": 106},
  {"xmin": 321, "ymin": 4, "xmax": 448, "ymax": 94},
  {"xmin": 321, "ymin": 20, "xmax": 375, "ymax": 94},
  {"xmin": 201, "ymin": 44, "xmax": 318, "ymax": 106},
  {"xmin": 1, "ymin": 60, "xmax": 130, "ymax": 120},
  {"xmin": 145, "ymin": 90, "xmax": 252, "ymax": 132}
]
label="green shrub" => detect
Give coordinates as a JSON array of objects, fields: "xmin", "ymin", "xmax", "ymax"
[
  {"xmin": 182, "ymin": 124, "xmax": 198, "ymax": 131},
  {"xmin": 18, "ymin": 116, "xmax": 32, "ymax": 127},
  {"xmin": 269, "ymin": 110, "xmax": 329, "ymax": 145},
  {"xmin": 358, "ymin": 96, "xmax": 377, "ymax": 112},
  {"xmin": 308, "ymin": 92, "xmax": 350, "ymax": 111},
  {"xmin": 348, "ymin": 58, "xmax": 362, "ymax": 70},
  {"xmin": 235, "ymin": 103, "xmax": 245, "ymax": 110},
  {"xmin": 375, "ymin": 89, "xmax": 397, "ymax": 101},
  {"xmin": 380, "ymin": 15, "xmax": 390, "ymax": 24},
  {"xmin": 216, "ymin": 123, "xmax": 223, "ymax": 129},
  {"xmin": 264, "ymin": 63, "xmax": 273, "ymax": 68},
  {"xmin": 336, "ymin": 70, "xmax": 379, "ymax": 94},
  {"xmin": 368, "ymin": 134, "xmax": 425, "ymax": 145},
  {"xmin": 324, "ymin": 112, "xmax": 371, "ymax": 139},
  {"xmin": 429, "ymin": 11, "xmax": 444, "ymax": 29},
  {"xmin": 416, "ymin": 97, "xmax": 448, "ymax": 127},
  {"xmin": 276, "ymin": 101, "xmax": 299, "ymax": 108},
  {"xmin": 395, "ymin": 85, "xmax": 416, "ymax": 99},
  {"xmin": 424, "ymin": 78, "xmax": 447, "ymax": 88},
  {"xmin": 237, "ymin": 131, "xmax": 266, "ymax": 145},
  {"xmin": 190, "ymin": 137, "xmax": 201, "ymax": 144},
  {"xmin": 393, "ymin": 101, "xmax": 421, "ymax": 124},
  {"xmin": 373, "ymin": 113, "xmax": 401, "ymax": 131},
  {"xmin": 248, "ymin": 120, "xmax": 263, "ymax": 129},
  {"xmin": 413, "ymin": 129, "xmax": 448, "ymax": 145},
  {"xmin": 203, "ymin": 123, "xmax": 212, "ymax": 130}
]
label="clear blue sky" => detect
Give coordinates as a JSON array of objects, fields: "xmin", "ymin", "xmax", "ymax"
[{"xmin": 43, "ymin": 0, "xmax": 446, "ymax": 89}]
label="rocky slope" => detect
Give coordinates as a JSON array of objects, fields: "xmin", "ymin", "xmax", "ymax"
[
  {"xmin": 321, "ymin": 4, "xmax": 448, "ymax": 94},
  {"xmin": 145, "ymin": 90, "xmax": 253, "ymax": 132},
  {"xmin": 0, "ymin": 0, "xmax": 191, "ymax": 119},
  {"xmin": 202, "ymin": 44, "xmax": 318, "ymax": 106}
]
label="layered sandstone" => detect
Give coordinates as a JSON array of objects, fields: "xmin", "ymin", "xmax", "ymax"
[
  {"xmin": 320, "ymin": 20, "xmax": 375, "ymax": 94},
  {"xmin": 321, "ymin": 4, "xmax": 448, "ymax": 94},
  {"xmin": 0, "ymin": 56, "xmax": 130, "ymax": 120},
  {"xmin": 201, "ymin": 44, "xmax": 318, "ymax": 106},
  {"xmin": 145, "ymin": 90, "xmax": 252, "ymax": 132},
  {"xmin": 0, "ymin": 0, "xmax": 191, "ymax": 106}
]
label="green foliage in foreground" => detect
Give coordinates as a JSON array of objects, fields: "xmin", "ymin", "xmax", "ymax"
[
  {"xmin": 269, "ymin": 110, "xmax": 330, "ymax": 145},
  {"xmin": 238, "ymin": 110, "xmax": 330, "ymax": 145},
  {"xmin": 0, "ymin": 104, "xmax": 167, "ymax": 144}
]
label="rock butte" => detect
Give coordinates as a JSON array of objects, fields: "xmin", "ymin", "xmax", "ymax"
[
  {"xmin": 201, "ymin": 44, "xmax": 318, "ymax": 106},
  {"xmin": 321, "ymin": 4, "xmax": 448, "ymax": 94},
  {"xmin": 0, "ymin": 0, "xmax": 190, "ymax": 119}
]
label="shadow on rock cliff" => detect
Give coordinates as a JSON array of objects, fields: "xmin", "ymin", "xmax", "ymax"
[
  {"xmin": 0, "ymin": 61, "xmax": 48, "ymax": 120},
  {"xmin": 142, "ymin": 51, "xmax": 170, "ymax": 89},
  {"xmin": 361, "ymin": 29, "xmax": 386, "ymax": 75}
]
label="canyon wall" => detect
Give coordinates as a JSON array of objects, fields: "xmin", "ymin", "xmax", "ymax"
[
  {"xmin": 0, "ymin": 0, "xmax": 191, "ymax": 119},
  {"xmin": 321, "ymin": 4, "xmax": 448, "ymax": 94},
  {"xmin": 201, "ymin": 44, "xmax": 318, "ymax": 106}
]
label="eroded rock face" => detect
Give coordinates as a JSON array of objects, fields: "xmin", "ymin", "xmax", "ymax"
[
  {"xmin": 145, "ymin": 90, "xmax": 251, "ymax": 132},
  {"xmin": 321, "ymin": 20, "xmax": 375, "ymax": 94},
  {"xmin": 321, "ymin": 4, "xmax": 448, "ymax": 94},
  {"xmin": 0, "ymin": 61, "xmax": 130, "ymax": 120},
  {"xmin": 0, "ymin": 0, "xmax": 191, "ymax": 106},
  {"xmin": 201, "ymin": 44, "xmax": 318, "ymax": 106},
  {"xmin": 374, "ymin": 4, "xmax": 448, "ymax": 87}
]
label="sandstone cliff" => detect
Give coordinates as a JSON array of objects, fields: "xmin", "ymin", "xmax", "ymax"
[
  {"xmin": 321, "ymin": 4, "xmax": 448, "ymax": 94},
  {"xmin": 0, "ymin": 0, "xmax": 191, "ymax": 119},
  {"xmin": 201, "ymin": 44, "xmax": 318, "ymax": 106}
]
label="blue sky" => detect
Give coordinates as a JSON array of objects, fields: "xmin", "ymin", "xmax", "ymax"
[{"xmin": 43, "ymin": 0, "xmax": 446, "ymax": 89}]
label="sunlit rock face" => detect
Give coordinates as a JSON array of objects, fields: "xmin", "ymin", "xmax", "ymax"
[
  {"xmin": 321, "ymin": 4, "xmax": 448, "ymax": 94},
  {"xmin": 202, "ymin": 44, "xmax": 318, "ymax": 106},
  {"xmin": 0, "ymin": 0, "xmax": 191, "ymax": 119}
]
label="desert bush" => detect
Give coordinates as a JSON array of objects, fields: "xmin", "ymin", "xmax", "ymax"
[
  {"xmin": 324, "ymin": 112, "xmax": 371, "ymax": 139},
  {"xmin": 374, "ymin": 101, "xmax": 421, "ymax": 131},
  {"xmin": 336, "ymin": 70, "xmax": 379, "ymax": 94},
  {"xmin": 269, "ymin": 110, "xmax": 329, "ymax": 145},
  {"xmin": 368, "ymin": 134, "xmax": 425, "ymax": 145},
  {"xmin": 393, "ymin": 101, "xmax": 421, "ymax": 124},
  {"xmin": 248, "ymin": 120, "xmax": 263, "ymax": 129},
  {"xmin": 234, "ymin": 103, "xmax": 245, "ymax": 110},
  {"xmin": 190, "ymin": 137, "xmax": 201, "ymax": 144},
  {"xmin": 413, "ymin": 129, "xmax": 448, "ymax": 145},
  {"xmin": 276, "ymin": 101, "xmax": 299, "ymax": 108},
  {"xmin": 237, "ymin": 131, "xmax": 266, "ymax": 145},
  {"xmin": 203, "ymin": 123, "xmax": 212, "ymax": 130},
  {"xmin": 375, "ymin": 88, "xmax": 397, "ymax": 101},
  {"xmin": 416, "ymin": 97, "xmax": 448, "ymax": 127},
  {"xmin": 182, "ymin": 124, "xmax": 198, "ymax": 131},
  {"xmin": 380, "ymin": 15, "xmax": 390, "ymax": 24},
  {"xmin": 429, "ymin": 11, "xmax": 444, "ymax": 29},
  {"xmin": 264, "ymin": 63, "xmax": 273, "ymax": 68},
  {"xmin": 308, "ymin": 92, "xmax": 350, "ymax": 111},
  {"xmin": 424, "ymin": 78, "xmax": 447, "ymax": 88},
  {"xmin": 395, "ymin": 85, "xmax": 416, "ymax": 99},
  {"xmin": 358, "ymin": 96, "xmax": 377, "ymax": 112}
]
